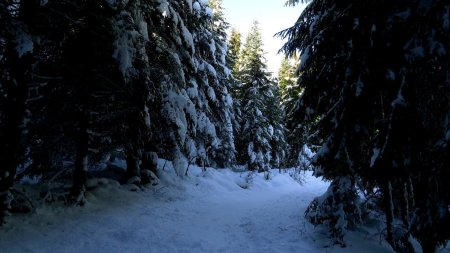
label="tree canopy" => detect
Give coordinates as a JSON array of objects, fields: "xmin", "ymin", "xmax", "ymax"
[{"xmin": 279, "ymin": 0, "xmax": 450, "ymax": 251}]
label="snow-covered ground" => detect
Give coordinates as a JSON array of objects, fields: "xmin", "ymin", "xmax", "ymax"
[{"xmin": 1, "ymin": 162, "xmax": 447, "ymax": 253}]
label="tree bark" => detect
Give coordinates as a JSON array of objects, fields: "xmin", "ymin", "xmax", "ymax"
[
  {"xmin": 0, "ymin": 160, "xmax": 16, "ymax": 224},
  {"xmin": 0, "ymin": 86, "xmax": 25, "ymax": 222},
  {"xmin": 140, "ymin": 151, "xmax": 158, "ymax": 184},
  {"xmin": 72, "ymin": 115, "xmax": 88, "ymax": 196},
  {"xmin": 421, "ymin": 241, "xmax": 437, "ymax": 253},
  {"xmin": 0, "ymin": 33, "xmax": 30, "ymax": 223},
  {"xmin": 126, "ymin": 148, "xmax": 141, "ymax": 184},
  {"xmin": 384, "ymin": 180, "xmax": 394, "ymax": 246}
]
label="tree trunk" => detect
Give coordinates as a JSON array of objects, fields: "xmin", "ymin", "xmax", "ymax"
[
  {"xmin": 421, "ymin": 241, "xmax": 437, "ymax": 253},
  {"xmin": 0, "ymin": 88, "xmax": 25, "ymax": 223},
  {"xmin": 384, "ymin": 180, "xmax": 394, "ymax": 246},
  {"xmin": 126, "ymin": 148, "xmax": 141, "ymax": 184},
  {"xmin": 400, "ymin": 181, "xmax": 411, "ymax": 227},
  {"xmin": 140, "ymin": 151, "xmax": 158, "ymax": 184},
  {"xmin": 0, "ymin": 159, "xmax": 16, "ymax": 224},
  {"xmin": 72, "ymin": 115, "xmax": 88, "ymax": 197},
  {"xmin": 0, "ymin": 44, "xmax": 30, "ymax": 223}
]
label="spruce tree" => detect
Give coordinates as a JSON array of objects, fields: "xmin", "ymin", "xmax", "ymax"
[
  {"xmin": 0, "ymin": 0, "xmax": 34, "ymax": 223},
  {"xmin": 277, "ymin": 56, "xmax": 306, "ymax": 167},
  {"xmin": 278, "ymin": 56, "xmax": 300, "ymax": 114},
  {"xmin": 235, "ymin": 21, "xmax": 286, "ymax": 172},
  {"xmin": 118, "ymin": 0, "xmax": 198, "ymax": 176},
  {"xmin": 207, "ymin": 0, "xmax": 236, "ymax": 167},
  {"xmin": 132, "ymin": 0, "xmax": 236, "ymax": 173},
  {"xmin": 226, "ymin": 28, "xmax": 243, "ymax": 154},
  {"xmin": 265, "ymin": 82, "xmax": 289, "ymax": 168},
  {"xmin": 0, "ymin": 0, "xmax": 240, "ymax": 221},
  {"xmin": 109, "ymin": 0, "xmax": 156, "ymax": 184},
  {"xmin": 279, "ymin": 0, "xmax": 450, "ymax": 251},
  {"xmin": 226, "ymin": 28, "xmax": 242, "ymax": 75},
  {"xmin": 404, "ymin": 2, "xmax": 450, "ymax": 251},
  {"xmin": 55, "ymin": 0, "xmax": 133, "ymax": 196}
]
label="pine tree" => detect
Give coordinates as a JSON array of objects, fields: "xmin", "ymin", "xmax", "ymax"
[
  {"xmin": 207, "ymin": 0, "xmax": 236, "ymax": 167},
  {"xmin": 57, "ymin": 0, "xmax": 131, "ymax": 197},
  {"xmin": 279, "ymin": 0, "xmax": 450, "ymax": 251},
  {"xmin": 0, "ymin": 0, "xmax": 34, "ymax": 223},
  {"xmin": 19, "ymin": 0, "xmax": 68, "ymax": 180},
  {"xmin": 234, "ymin": 21, "xmax": 286, "ymax": 172},
  {"xmin": 129, "ymin": 0, "xmax": 237, "ymax": 174},
  {"xmin": 17, "ymin": 0, "xmax": 149, "ymax": 192},
  {"xmin": 180, "ymin": 0, "xmax": 225, "ymax": 169},
  {"xmin": 109, "ymin": 0, "xmax": 156, "ymax": 184},
  {"xmin": 277, "ymin": 56, "xmax": 306, "ymax": 167},
  {"xmin": 404, "ymin": 2, "xmax": 450, "ymax": 251},
  {"xmin": 0, "ymin": 0, "xmax": 241, "ymax": 222},
  {"xmin": 116, "ymin": 0, "xmax": 198, "ymax": 176},
  {"xmin": 278, "ymin": 56, "xmax": 300, "ymax": 113},
  {"xmin": 265, "ymin": 82, "xmax": 289, "ymax": 168},
  {"xmin": 226, "ymin": 28, "xmax": 242, "ymax": 75},
  {"xmin": 225, "ymin": 28, "xmax": 243, "ymax": 157}
]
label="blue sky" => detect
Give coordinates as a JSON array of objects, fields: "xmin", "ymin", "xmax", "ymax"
[{"xmin": 222, "ymin": 0, "xmax": 306, "ymax": 74}]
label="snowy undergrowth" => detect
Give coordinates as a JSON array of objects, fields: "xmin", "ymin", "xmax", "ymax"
[{"xmin": 0, "ymin": 160, "xmax": 429, "ymax": 253}]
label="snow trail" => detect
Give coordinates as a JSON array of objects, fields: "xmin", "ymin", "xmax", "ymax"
[{"xmin": 0, "ymin": 166, "xmax": 408, "ymax": 253}]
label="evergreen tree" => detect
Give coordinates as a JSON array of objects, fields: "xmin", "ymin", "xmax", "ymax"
[
  {"xmin": 143, "ymin": 0, "xmax": 198, "ymax": 176},
  {"xmin": 62, "ymin": 0, "xmax": 124, "ymax": 197},
  {"xmin": 109, "ymin": 0, "xmax": 170, "ymax": 185},
  {"xmin": 278, "ymin": 56, "xmax": 300, "ymax": 113},
  {"xmin": 235, "ymin": 21, "xmax": 286, "ymax": 171},
  {"xmin": 225, "ymin": 28, "xmax": 243, "ymax": 156},
  {"xmin": 0, "ymin": 0, "xmax": 34, "ymax": 223},
  {"xmin": 24, "ymin": 0, "xmax": 135, "ymax": 191},
  {"xmin": 265, "ymin": 82, "xmax": 289, "ymax": 168},
  {"xmin": 404, "ymin": 2, "xmax": 450, "ymax": 251},
  {"xmin": 279, "ymin": 0, "xmax": 449, "ymax": 251},
  {"xmin": 126, "ymin": 0, "xmax": 236, "ymax": 173},
  {"xmin": 207, "ymin": 0, "xmax": 236, "ymax": 167},
  {"xmin": 176, "ymin": 0, "xmax": 224, "ymax": 169},
  {"xmin": 277, "ymin": 56, "xmax": 306, "ymax": 167},
  {"xmin": 226, "ymin": 28, "xmax": 241, "ymax": 75}
]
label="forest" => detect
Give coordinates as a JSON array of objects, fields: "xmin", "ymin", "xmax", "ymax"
[{"xmin": 0, "ymin": 0, "xmax": 449, "ymax": 253}]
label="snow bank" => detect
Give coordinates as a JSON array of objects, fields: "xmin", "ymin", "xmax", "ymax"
[{"xmin": 1, "ymin": 162, "xmax": 435, "ymax": 253}]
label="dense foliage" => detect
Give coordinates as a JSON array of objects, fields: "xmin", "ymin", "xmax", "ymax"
[
  {"xmin": 1, "ymin": 1, "xmax": 448, "ymax": 252},
  {"xmin": 279, "ymin": 0, "xmax": 450, "ymax": 252},
  {"xmin": 0, "ymin": 0, "xmax": 240, "ymax": 222},
  {"xmin": 0, "ymin": 0, "xmax": 290, "ymax": 226},
  {"xmin": 230, "ymin": 21, "xmax": 288, "ymax": 172}
]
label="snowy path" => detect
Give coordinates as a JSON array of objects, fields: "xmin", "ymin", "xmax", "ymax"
[{"xmin": 0, "ymin": 167, "xmax": 405, "ymax": 253}]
